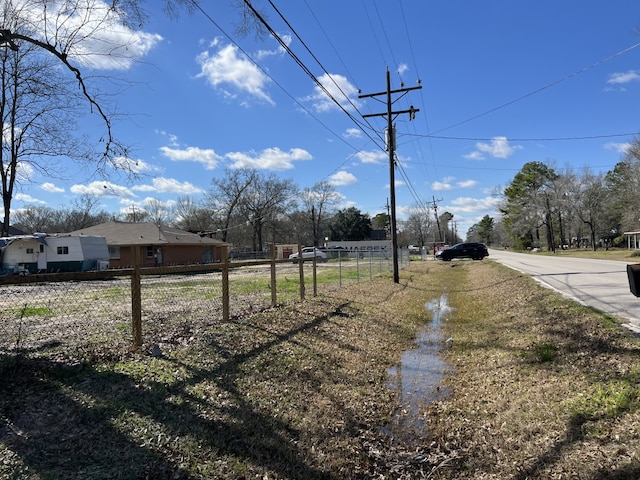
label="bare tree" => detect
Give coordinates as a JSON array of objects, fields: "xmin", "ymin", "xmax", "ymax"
[
  {"xmin": 0, "ymin": 1, "xmax": 134, "ymax": 162},
  {"xmin": 64, "ymin": 194, "xmax": 111, "ymax": 231},
  {"xmin": 404, "ymin": 205, "xmax": 433, "ymax": 247},
  {"xmin": 173, "ymin": 195, "xmax": 214, "ymax": 232},
  {"xmin": 208, "ymin": 168, "xmax": 257, "ymax": 243},
  {"xmin": 141, "ymin": 198, "xmax": 172, "ymax": 226},
  {"xmin": 573, "ymin": 170, "xmax": 608, "ymax": 250},
  {"xmin": 301, "ymin": 181, "xmax": 339, "ymax": 246},
  {"xmin": 238, "ymin": 172, "xmax": 297, "ymax": 251},
  {"xmin": 12, "ymin": 205, "xmax": 58, "ymax": 233},
  {"xmin": 0, "ymin": 0, "xmax": 152, "ymax": 235},
  {"xmin": 0, "ymin": 13, "xmax": 90, "ymax": 234}
]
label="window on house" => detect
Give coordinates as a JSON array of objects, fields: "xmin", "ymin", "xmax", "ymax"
[
  {"xmin": 109, "ymin": 246, "xmax": 120, "ymax": 259},
  {"xmin": 146, "ymin": 246, "xmax": 154, "ymax": 258},
  {"xmin": 39, "ymin": 245, "xmax": 44, "ymax": 253},
  {"xmin": 57, "ymin": 246, "xmax": 69, "ymax": 255},
  {"xmin": 26, "ymin": 248, "xmax": 34, "ymax": 254}
]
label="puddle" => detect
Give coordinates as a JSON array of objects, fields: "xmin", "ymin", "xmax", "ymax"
[{"xmin": 383, "ymin": 295, "xmax": 454, "ymax": 444}]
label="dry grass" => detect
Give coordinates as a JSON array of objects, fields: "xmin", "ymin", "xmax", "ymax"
[
  {"xmin": 427, "ymin": 260, "xmax": 640, "ymax": 479},
  {"xmin": 1, "ymin": 259, "xmax": 640, "ymax": 478}
]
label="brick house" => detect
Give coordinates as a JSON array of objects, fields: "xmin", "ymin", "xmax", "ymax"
[{"xmin": 69, "ymin": 221, "xmax": 229, "ymax": 268}]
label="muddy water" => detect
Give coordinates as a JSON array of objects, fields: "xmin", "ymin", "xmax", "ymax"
[{"xmin": 383, "ymin": 295, "xmax": 453, "ymax": 444}]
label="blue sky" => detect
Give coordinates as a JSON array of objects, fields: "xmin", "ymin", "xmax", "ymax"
[{"xmin": 13, "ymin": 0, "xmax": 640, "ymax": 237}]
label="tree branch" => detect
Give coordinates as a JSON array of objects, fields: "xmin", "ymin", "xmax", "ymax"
[{"xmin": 1, "ymin": 29, "xmax": 118, "ymax": 160}]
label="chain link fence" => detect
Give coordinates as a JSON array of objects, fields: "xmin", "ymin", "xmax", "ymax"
[{"xmin": 0, "ymin": 250, "xmax": 413, "ymax": 365}]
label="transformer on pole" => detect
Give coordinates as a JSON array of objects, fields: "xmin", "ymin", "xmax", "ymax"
[{"xmin": 359, "ymin": 70, "xmax": 421, "ymax": 283}]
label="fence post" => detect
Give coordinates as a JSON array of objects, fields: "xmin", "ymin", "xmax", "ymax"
[
  {"xmin": 297, "ymin": 244, "xmax": 305, "ymax": 301},
  {"xmin": 131, "ymin": 246, "xmax": 142, "ymax": 348},
  {"xmin": 222, "ymin": 246, "xmax": 230, "ymax": 321},
  {"xmin": 312, "ymin": 249, "xmax": 318, "ymax": 297},
  {"xmin": 270, "ymin": 243, "xmax": 277, "ymax": 306}
]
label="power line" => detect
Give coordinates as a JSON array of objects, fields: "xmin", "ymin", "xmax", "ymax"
[
  {"xmin": 189, "ymin": 1, "xmax": 384, "ymax": 164},
  {"xmin": 409, "ymin": 132, "xmax": 638, "ymax": 142},
  {"xmin": 431, "ymin": 41, "xmax": 640, "ymax": 135},
  {"xmin": 253, "ymin": 0, "xmax": 386, "ymax": 150}
]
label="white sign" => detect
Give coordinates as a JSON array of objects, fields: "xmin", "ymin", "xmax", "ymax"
[{"xmin": 327, "ymin": 240, "xmax": 392, "ymax": 258}]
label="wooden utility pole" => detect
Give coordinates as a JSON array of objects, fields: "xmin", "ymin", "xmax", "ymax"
[
  {"xmin": 360, "ymin": 70, "xmax": 421, "ymax": 283},
  {"xmin": 431, "ymin": 196, "xmax": 444, "ymax": 243}
]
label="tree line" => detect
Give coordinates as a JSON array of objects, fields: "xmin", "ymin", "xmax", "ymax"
[
  {"xmin": 474, "ymin": 137, "xmax": 640, "ymax": 251},
  {"xmin": 16, "ymin": 146, "xmax": 640, "ymax": 253},
  {"xmin": 13, "ymin": 165, "xmax": 470, "ymax": 252},
  {"xmin": 6, "ymin": 2, "xmax": 637, "ymax": 252}
]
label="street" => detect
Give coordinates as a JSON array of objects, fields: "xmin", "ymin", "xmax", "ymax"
[{"xmin": 488, "ymin": 249, "xmax": 640, "ymax": 333}]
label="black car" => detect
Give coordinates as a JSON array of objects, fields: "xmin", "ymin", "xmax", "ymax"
[{"xmin": 435, "ymin": 242, "xmax": 489, "ymax": 261}]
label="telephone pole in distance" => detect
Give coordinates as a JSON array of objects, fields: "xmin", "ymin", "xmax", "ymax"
[{"xmin": 359, "ymin": 69, "xmax": 421, "ymax": 283}]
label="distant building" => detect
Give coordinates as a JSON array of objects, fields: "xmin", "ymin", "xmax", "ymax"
[
  {"xmin": 369, "ymin": 229, "xmax": 388, "ymax": 241},
  {"xmin": 0, "ymin": 233, "xmax": 108, "ymax": 274},
  {"xmin": 69, "ymin": 221, "xmax": 229, "ymax": 268}
]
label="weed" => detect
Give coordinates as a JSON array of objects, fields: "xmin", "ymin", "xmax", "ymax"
[
  {"xmin": 10, "ymin": 306, "xmax": 53, "ymax": 318},
  {"xmin": 531, "ymin": 341, "xmax": 557, "ymax": 363},
  {"xmin": 568, "ymin": 378, "xmax": 640, "ymax": 420}
]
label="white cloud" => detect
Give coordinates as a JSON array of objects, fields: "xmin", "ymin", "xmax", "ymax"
[
  {"xmin": 160, "ymin": 146, "xmax": 222, "ymax": 170},
  {"xmin": 41, "ymin": 182, "xmax": 64, "ymax": 193},
  {"xmin": 344, "ymin": 128, "xmax": 362, "ymax": 139},
  {"xmin": 256, "ymin": 34, "xmax": 291, "ymax": 59},
  {"xmin": 469, "ymin": 136, "xmax": 522, "ymax": 159},
  {"xmin": 329, "ymin": 171, "xmax": 357, "ymax": 186},
  {"xmin": 305, "ymin": 73, "xmax": 361, "ymax": 112},
  {"xmin": 605, "ymin": 142, "xmax": 631, "ymax": 154},
  {"xmin": 226, "ymin": 147, "xmax": 312, "ymax": 170},
  {"xmin": 27, "ymin": 1, "xmax": 162, "ymax": 70},
  {"xmin": 13, "ymin": 162, "xmax": 34, "ymax": 182},
  {"xmin": 196, "ymin": 41, "xmax": 273, "ymax": 104},
  {"xmin": 397, "ymin": 63, "xmax": 409, "ymax": 75},
  {"xmin": 15, "ymin": 193, "xmax": 46, "ymax": 204},
  {"xmin": 157, "ymin": 131, "xmax": 180, "ymax": 147},
  {"xmin": 385, "ymin": 180, "xmax": 405, "ymax": 189},
  {"xmin": 133, "ymin": 178, "xmax": 204, "ymax": 195},
  {"xmin": 463, "ymin": 151, "xmax": 485, "ymax": 160},
  {"xmin": 432, "ymin": 181, "xmax": 453, "ymax": 191},
  {"xmin": 354, "ymin": 150, "xmax": 387, "ymax": 164},
  {"xmin": 457, "ymin": 179, "xmax": 477, "ymax": 188},
  {"xmin": 112, "ymin": 156, "xmax": 156, "ymax": 174},
  {"xmin": 607, "ymin": 70, "xmax": 640, "ymax": 85},
  {"xmin": 71, "ymin": 181, "xmax": 134, "ymax": 198},
  {"xmin": 448, "ymin": 196, "xmax": 501, "ymax": 213}
]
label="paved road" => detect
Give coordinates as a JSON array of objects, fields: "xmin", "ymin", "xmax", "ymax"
[{"xmin": 488, "ymin": 249, "xmax": 640, "ymax": 333}]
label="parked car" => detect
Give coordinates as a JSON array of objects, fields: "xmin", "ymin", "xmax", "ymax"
[
  {"xmin": 289, "ymin": 247, "xmax": 328, "ymax": 263},
  {"xmin": 435, "ymin": 242, "xmax": 489, "ymax": 261}
]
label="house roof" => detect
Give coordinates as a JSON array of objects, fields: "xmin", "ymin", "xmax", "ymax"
[{"xmin": 69, "ymin": 221, "xmax": 229, "ymax": 247}]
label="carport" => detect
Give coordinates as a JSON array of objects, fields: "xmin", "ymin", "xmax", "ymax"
[{"xmin": 623, "ymin": 231, "xmax": 640, "ymax": 250}]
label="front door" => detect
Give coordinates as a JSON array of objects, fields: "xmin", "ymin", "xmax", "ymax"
[{"xmin": 37, "ymin": 244, "xmax": 46, "ymax": 270}]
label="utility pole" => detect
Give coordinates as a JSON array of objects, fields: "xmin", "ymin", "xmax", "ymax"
[
  {"xmin": 359, "ymin": 69, "xmax": 421, "ymax": 283},
  {"xmin": 431, "ymin": 196, "xmax": 443, "ymax": 243}
]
